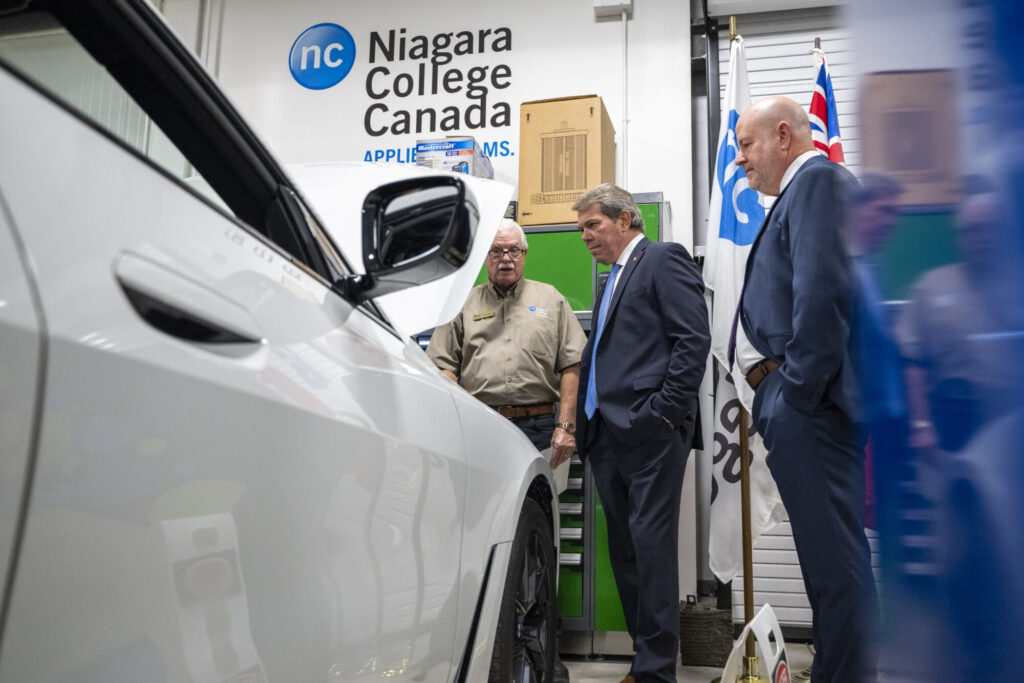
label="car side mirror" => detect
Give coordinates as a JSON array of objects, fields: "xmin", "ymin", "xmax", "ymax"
[{"xmin": 336, "ymin": 176, "xmax": 477, "ymax": 303}]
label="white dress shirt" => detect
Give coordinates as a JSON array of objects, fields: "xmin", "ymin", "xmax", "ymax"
[{"xmin": 607, "ymin": 231, "xmax": 645, "ymax": 299}]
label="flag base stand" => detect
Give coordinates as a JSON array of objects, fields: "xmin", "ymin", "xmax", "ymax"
[
  {"xmin": 719, "ymin": 604, "xmax": 790, "ymax": 683},
  {"xmin": 738, "ymin": 656, "xmax": 768, "ymax": 683},
  {"xmin": 712, "ymin": 656, "xmax": 768, "ymax": 683}
]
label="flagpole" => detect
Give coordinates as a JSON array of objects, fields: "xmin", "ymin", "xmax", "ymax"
[
  {"xmin": 728, "ymin": 17, "xmax": 764, "ymax": 682},
  {"xmin": 724, "ymin": 17, "xmax": 765, "ymax": 683},
  {"xmin": 705, "ymin": 16, "xmax": 781, "ymax": 682},
  {"xmin": 738, "ymin": 406, "xmax": 766, "ymax": 682}
]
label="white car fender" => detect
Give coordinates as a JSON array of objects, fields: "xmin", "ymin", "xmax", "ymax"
[{"xmin": 445, "ymin": 386, "xmax": 558, "ymax": 676}]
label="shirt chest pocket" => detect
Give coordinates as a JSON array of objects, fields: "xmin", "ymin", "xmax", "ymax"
[{"xmin": 516, "ymin": 314, "xmax": 557, "ymax": 359}]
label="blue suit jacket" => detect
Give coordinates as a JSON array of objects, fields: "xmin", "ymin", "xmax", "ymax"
[
  {"xmin": 577, "ymin": 237, "xmax": 710, "ymax": 454},
  {"xmin": 739, "ymin": 154, "xmax": 860, "ymax": 420}
]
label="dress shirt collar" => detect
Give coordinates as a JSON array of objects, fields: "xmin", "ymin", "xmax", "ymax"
[
  {"xmin": 488, "ymin": 278, "xmax": 523, "ymax": 299},
  {"xmin": 615, "ymin": 232, "xmax": 645, "ymax": 267},
  {"xmin": 779, "ymin": 150, "xmax": 823, "ymax": 194}
]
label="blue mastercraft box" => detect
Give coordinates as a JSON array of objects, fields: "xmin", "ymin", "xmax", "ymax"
[{"xmin": 414, "ymin": 136, "xmax": 494, "ymax": 179}]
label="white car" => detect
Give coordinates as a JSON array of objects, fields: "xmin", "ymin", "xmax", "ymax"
[{"xmin": 0, "ymin": 1, "xmax": 557, "ymax": 681}]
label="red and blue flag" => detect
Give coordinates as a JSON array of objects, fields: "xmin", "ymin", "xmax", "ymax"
[{"xmin": 809, "ymin": 56, "xmax": 845, "ymax": 162}]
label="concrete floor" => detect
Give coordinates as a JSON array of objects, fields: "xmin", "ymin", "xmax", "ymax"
[{"xmin": 562, "ymin": 642, "xmax": 814, "ymax": 683}]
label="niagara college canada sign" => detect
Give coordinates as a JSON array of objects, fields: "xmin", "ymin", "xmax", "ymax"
[{"xmin": 290, "ymin": 23, "xmax": 513, "ymax": 138}]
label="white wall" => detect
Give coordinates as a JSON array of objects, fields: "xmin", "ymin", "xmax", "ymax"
[{"xmin": 164, "ymin": 0, "xmax": 694, "ymax": 248}]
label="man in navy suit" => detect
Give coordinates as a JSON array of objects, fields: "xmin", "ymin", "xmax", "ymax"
[
  {"xmin": 734, "ymin": 96, "xmax": 877, "ymax": 683},
  {"xmin": 574, "ymin": 184, "xmax": 710, "ymax": 683}
]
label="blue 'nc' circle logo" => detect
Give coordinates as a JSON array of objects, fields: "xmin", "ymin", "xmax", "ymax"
[{"xmin": 289, "ymin": 23, "xmax": 356, "ymax": 90}]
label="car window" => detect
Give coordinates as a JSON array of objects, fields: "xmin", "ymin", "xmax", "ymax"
[
  {"xmin": 0, "ymin": 9, "xmax": 233, "ymax": 217},
  {"xmin": 0, "ymin": 1, "xmax": 384, "ymax": 321}
]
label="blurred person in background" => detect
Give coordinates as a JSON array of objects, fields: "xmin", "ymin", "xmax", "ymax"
[
  {"xmin": 830, "ymin": 0, "xmax": 1024, "ymax": 678},
  {"xmin": 848, "ymin": 173, "xmax": 910, "ymax": 602},
  {"xmin": 895, "ymin": 171, "xmax": 1024, "ymax": 680},
  {"xmin": 899, "ymin": 175, "xmax": 1024, "ymax": 453}
]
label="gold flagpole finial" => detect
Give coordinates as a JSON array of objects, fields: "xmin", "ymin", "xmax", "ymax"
[{"xmin": 730, "ymin": 16, "xmax": 737, "ymax": 43}]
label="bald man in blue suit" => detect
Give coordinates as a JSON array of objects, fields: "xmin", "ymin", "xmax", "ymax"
[
  {"xmin": 734, "ymin": 96, "xmax": 877, "ymax": 683},
  {"xmin": 574, "ymin": 184, "xmax": 710, "ymax": 683}
]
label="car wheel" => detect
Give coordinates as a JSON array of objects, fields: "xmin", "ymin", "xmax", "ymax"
[{"xmin": 489, "ymin": 497, "xmax": 556, "ymax": 683}]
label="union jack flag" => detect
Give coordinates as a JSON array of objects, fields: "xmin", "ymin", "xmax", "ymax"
[{"xmin": 809, "ymin": 54, "xmax": 845, "ymax": 163}]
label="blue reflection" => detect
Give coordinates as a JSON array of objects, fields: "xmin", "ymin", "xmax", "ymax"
[{"xmin": 851, "ymin": 0, "xmax": 1024, "ymax": 678}]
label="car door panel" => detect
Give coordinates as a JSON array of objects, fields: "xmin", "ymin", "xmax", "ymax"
[
  {"xmin": 0, "ymin": 188, "xmax": 44, "ymax": 623},
  {"xmin": 0, "ymin": 66, "xmax": 467, "ymax": 683}
]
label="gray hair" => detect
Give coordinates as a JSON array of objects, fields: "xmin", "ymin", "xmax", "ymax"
[
  {"xmin": 497, "ymin": 218, "xmax": 528, "ymax": 248},
  {"xmin": 572, "ymin": 183, "xmax": 644, "ymax": 231}
]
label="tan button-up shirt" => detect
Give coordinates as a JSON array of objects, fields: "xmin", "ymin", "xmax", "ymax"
[{"xmin": 427, "ymin": 278, "xmax": 586, "ymax": 406}]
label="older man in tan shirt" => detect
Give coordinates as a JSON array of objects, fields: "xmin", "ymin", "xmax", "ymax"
[
  {"xmin": 428, "ymin": 219, "xmax": 586, "ymax": 470},
  {"xmin": 429, "ymin": 218, "xmax": 583, "ymax": 683}
]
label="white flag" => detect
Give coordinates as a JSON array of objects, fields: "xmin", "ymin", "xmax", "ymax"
[
  {"xmin": 708, "ymin": 371, "xmax": 787, "ymax": 583},
  {"xmin": 705, "ymin": 37, "xmax": 786, "ymax": 584}
]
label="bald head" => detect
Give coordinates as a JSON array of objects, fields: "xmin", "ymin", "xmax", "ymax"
[
  {"xmin": 745, "ymin": 97, "xmax": 814, "ymax": 143},
  {"xmin": 735, "ymin": 96, "xmax": 816, "ymax": 196}
]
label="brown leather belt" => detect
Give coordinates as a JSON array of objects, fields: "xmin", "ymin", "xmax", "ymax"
[
  {"xmin": 492, "ymin": 403, "xmax": 555, "ymax": 419},
  {"xmin": 746, "ymin": 359, "xmax": 780, "ymax": 390}
]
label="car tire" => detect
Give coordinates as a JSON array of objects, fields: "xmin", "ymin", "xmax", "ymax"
[{"xmin": 489, "ymin": 497, "xmax": 557, "ymax": 683}]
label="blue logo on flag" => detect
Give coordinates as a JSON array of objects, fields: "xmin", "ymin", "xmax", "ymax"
[
  {"xmin": 289, "ymin": 23, "xmax": 356, "ymax": 90},
  {"xmin": 716, "ymin": 110, "xmax": 765, "ymax": 246}
]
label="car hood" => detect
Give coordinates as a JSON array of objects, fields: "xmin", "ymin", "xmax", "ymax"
[{"xmin": 288, "ymin": 162, "xmax": 512, "ymax": 338}]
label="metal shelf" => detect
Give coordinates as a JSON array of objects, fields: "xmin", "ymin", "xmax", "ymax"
[
  {"xmin": 559, "ymin": 502, "xmax": 583, "ymax": 516},
  {"xmin": 559, "ymin": 552, "xmax": 582, "ymax": 566}
]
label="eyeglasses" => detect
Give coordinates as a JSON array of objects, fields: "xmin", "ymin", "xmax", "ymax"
[{"xmin": 487, "ymin": 247, "xmax": 525, "ymax": 260}]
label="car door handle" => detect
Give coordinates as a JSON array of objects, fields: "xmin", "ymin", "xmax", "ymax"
[{"xmin": 114, "ymin": 251, "xmax": 264, "ymax": 345}]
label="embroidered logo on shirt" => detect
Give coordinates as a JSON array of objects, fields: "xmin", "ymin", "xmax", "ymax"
[
  {"xmin": 473, "ymin": 310, "xmax": 496, "ymax": 321},
  {"xmin": 531, "ymin": 306, "xmax": 549, "ymax": 318}
]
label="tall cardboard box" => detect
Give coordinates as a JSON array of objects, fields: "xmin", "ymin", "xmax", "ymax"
[{"xmin": 518, "ymin": 95, "xmax": 616, "ymax": 226}]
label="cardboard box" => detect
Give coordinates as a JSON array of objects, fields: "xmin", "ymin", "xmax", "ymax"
[
  {"xmin": 517, "ymin": 95, "xmax": 615, "ymax": 226},
  {"xmin": 859, "ymin": 70, "xmax": 958, "ymax": 206},
  {"xmin": 415, "ymin": 136, "xmax": 494, "ymax": 179}
]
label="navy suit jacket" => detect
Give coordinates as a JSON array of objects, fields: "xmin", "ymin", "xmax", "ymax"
[
  {"xmin": 577, "ymin": 237, "xmax": 710, "ymax": 455},
  {"xmin": 739, "ymin": 154, "xmax": 860, "ymax": 421}
]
